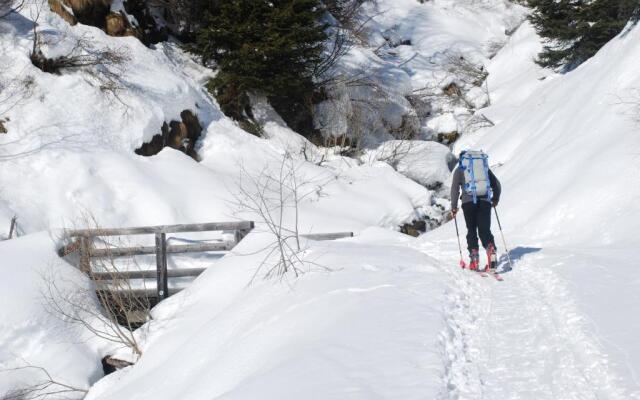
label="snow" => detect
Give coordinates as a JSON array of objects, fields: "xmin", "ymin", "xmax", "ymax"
[
  {"xmin": 313, "ymin": 0, "xmax": 527, "ymax": 143},
  {"xmin": 1, "ymin": 0, "xmax": 639, "ymax": 399},
  {"xmin": 0, "ymin": 233, "xmax": 105, "ymax": 393},
  {"xmin": 364, "ymin": 140, "xmax": 454, "ymax": 190},
  {"xmin": 85, "ymin": 228, "xmax": 449, "ymax": 400},
  {"xmin": 426, "ymin": 113, "xmax": 459, "ymax": 134},
  {"xmin": 0, "ymin": 3, "xmax": 435, "ymax": 394},
  {"xmin": 438, "ymin": 19, "xmax": 640, "ymax": 399}
]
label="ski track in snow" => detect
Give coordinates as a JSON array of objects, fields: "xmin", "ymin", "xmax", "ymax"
[{"xmin": 426, "ymin": 242, "xmax": 633, "ymax": 400}]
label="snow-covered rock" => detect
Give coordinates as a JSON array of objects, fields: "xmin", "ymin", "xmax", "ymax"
[{"xmin": 365, "ymin": 140, "xmax": 455, "ymax": 190}]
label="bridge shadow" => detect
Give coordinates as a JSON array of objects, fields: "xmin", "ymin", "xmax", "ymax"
[{"xmin": 498, "ymin": 246, "xmax": 542, "ymax": 274}]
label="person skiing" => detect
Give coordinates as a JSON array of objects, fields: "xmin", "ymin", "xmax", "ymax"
[{"xmin": 451, "ymin": 150, "xmax": 501, "ymax": 271}]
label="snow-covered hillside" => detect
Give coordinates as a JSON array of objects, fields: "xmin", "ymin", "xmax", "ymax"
[
  {"xmin": 1, "ymin": 0, "xmax": 639, "ymax": 399},
  {"xmin": 441, "ymin": 18, "xmax": 640, "ymax": 398}
]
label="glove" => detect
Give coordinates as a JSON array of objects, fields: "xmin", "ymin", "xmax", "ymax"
[{"xmin": 451, "ymin": 208, "xmax": 458, "ymax": 218}]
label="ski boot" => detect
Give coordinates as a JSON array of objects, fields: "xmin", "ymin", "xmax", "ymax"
[
  {"xmin": 468, "ymin": 249, "xmax": 480, "ymax": 271},
  {"xmin": 486, "ymin": 244, "xmax": 498, "ymax": 272}
]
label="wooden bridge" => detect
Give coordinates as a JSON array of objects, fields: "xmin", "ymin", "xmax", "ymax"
[{"xmin": 58, "ymin": 221, "xmax": 353, "ymax": 326}]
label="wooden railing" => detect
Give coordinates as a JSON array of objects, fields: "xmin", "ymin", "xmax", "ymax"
[
  {"xmin": 59, "ymin": 221, "xmax": 255, "ymax": 300},
  {"xmin": 58, "ymin": 222, "xmax": 354, "ymax": 300},
  {"xmin": 58, "ymin": 222, "xmax": 353, "ymax": 327}
]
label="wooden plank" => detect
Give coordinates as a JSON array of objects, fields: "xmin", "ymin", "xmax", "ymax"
[
  {"xmin": 124, "ymin": 310, "xmax": 149, "ymax": 325},
  {"xmin": 96, "ymin": 287, "xmax": 185, "ymax": 298},
  {"xmin": 155, "ymin": 233, "xmax": 168, "ymax": 300},
  {"xmin": 91, "ymin": 267, "xmax": 207, "ymax": 280},
  {"xmin": 89, "ymin": 242, "xmax": 232, "ymax": 258},
  {"xmin": 301, "ymin": 232, "xmax": 354, "ymax": 241},
  {"xmin": 67, "ymin": 221, "xmax": 255, "ymax": 237}
]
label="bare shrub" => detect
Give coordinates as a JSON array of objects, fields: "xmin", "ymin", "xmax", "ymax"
[
  {"xmin": 443, "ymin": 52, "xmax": 488, "ymax": 87},
  {"xmin": 232, "ymin": 153, "xmax": 329, "ymax": 282},
  {"xmin": 41, "ymin": 260, "xmax": 145, "ymax": 357},
  {"xmin": 30, "ymin": 36, "xmax": 130, "ymax": 104},
  {"xmin": 27, "ymin": 0, "xmax": 130, "ymax": 107},
  {"xmin": 316, "ymin": 71, "xmax": 421, "ymax": 156},
  {"xmin": 413, "ymin": 50, "xmax": 490, "ymax": 111},
  {"xmin": 324, "ymin": 0, "xmax": 370, "ymax": 27},
  {"xmin": 370, "ymin": 139, "xmax": 416, "ymax": 170},
  {"xmin": 461, "ymin": 113, "xmax": 495, "ymax": 135},
  {"xmin": 51, "ymin": 218, "xmax": 154, "ymax": 357},
  {"xmin": 0, "ymin": 365, "xmax": 86, "ymax": 400},
  {"xmin": 0, "ymin": 73, "xmax": 35, "ymax": 121}
]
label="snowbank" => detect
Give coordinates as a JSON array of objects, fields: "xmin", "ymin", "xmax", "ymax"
[
  {"xmin": 0, "ymin": 233, "xmax": 105, "ymax": 394},
  {"xmin": 364, "ymin": 140, "xmax": 455, "ymax": 190},
  {"xmin": 85, "ymin": 228, "xmax": 448, "ymax": 400}
]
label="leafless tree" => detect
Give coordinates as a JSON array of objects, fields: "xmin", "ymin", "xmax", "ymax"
[
  {"xmin": 232, "ymin": 153, "xmax": 329, "ymax": 282},
  {"xmin": 0, "ymin": 365, "xmax": 86, "ymax": 400}
]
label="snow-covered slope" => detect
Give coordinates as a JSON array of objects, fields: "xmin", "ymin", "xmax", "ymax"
[
  {"xmin": 2, "ymin": 1, "xmax": 639, "ymax": 399},
  {"xmin": 427, "ymin": 20, "xmax": 640, "ymax": 399},
  {"xmin": 317, "ymin": 0, "xmax": 527, "ymax": 142},
  {"xmin": 0, "ymin": 1, "xmax": 450, "ymax": 394},
  {"xmin": 85, "ymin": 228, "xmax": 449, "ymax": 400},
  {"xmin": 85, "ymin": 13, "xmax": 640, "ymax": 400},
  {"xmin": 0, "ymin": 233, "xmax": 105, "ymax": 392}
]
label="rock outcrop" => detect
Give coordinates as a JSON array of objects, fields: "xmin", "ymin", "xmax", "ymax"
[{"xmin": 135, "ymin": 110, "xmax": 203, "ymax": 160}]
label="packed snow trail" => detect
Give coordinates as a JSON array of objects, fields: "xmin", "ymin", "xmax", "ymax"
[{"xmin": 421, "ymin": 239, "xmax": 636, "ymax": 400}]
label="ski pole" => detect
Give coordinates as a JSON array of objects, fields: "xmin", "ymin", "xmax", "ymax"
[
  {"xmin": 493, "ymin": 206, "xmax": 514, "ymax": 270},
  {"xmin": 454, "ymin": 213, "xmax": 466, "ymax": 269}
]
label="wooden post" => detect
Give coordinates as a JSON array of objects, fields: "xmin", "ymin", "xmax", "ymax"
[
  {"xmin": 8, "ymin": 216, "xmax": 17, "ymax": 239},
  {"xmin": 155, "ymin": 232, "xmax": 168, "ymax": 300},
  {"xmin": 235, "ymin": 222, "xmax": 254, "ymax": 243},
  {"xmin": 79, "ymin": 237, "xmax": 92, "ymax": 274}
]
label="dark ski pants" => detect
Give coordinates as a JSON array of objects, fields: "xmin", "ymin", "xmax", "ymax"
[{"xmin": 462, "ymin": 201, "xmax": 495, "ymax": 253}]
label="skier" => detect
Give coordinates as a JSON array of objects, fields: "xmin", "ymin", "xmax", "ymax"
[{"xmin": 450, "ymin": 150, "xmax": 501, "ymax": 271}]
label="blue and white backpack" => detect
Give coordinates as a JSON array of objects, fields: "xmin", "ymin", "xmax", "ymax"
[{"xmin": 459, "ymin": 150, "xmax": 493, "ymax": 204}]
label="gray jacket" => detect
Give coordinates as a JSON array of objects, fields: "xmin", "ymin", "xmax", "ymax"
[{"xmin": 451, "ymin": 167, "xmax": 501, "ymax": 209}]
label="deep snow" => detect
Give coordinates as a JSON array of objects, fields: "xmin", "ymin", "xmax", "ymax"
[{"xmin": 0, "ymin": 1, "xmax": 639, "ymax": 399}]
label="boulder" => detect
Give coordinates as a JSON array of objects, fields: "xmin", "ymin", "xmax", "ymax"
[
  {"xmin": 48, "ymin": 0, "xmax": 78, "ymax": 25},
  {"xmin": 135, "ymin": 110, "xmax": 202, "ymax": 160}
]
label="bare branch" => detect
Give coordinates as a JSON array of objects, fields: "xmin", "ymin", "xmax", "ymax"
[
  {"xmin": 0, "ymin": 364, "xmax": 87, "ymax": 400},
  {"xmin": 229, "ymin": 153, "xmax": 331, "ymax": 283}
]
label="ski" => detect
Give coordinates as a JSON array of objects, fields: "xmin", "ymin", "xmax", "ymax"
[
  {"xmin": 486, "ymin": 270, "xmax": 503, "ymax": 281},
  {"xmin": 467, "ymin": 268, "xmax": 489, "ymax": 278}
]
